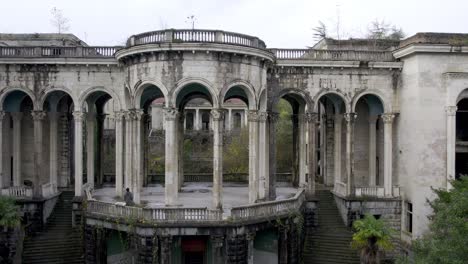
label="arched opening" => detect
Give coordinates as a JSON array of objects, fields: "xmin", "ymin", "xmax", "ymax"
[
  {"xmin": 316, "ymin": 93, "xmax": 346, "ymax": 186},
  {"xmin": 456, "ymin": 98, "xmax": 468, "ymax": 179},
  {"xmin": 43, "ymin": 91, "xmax": 75, "ymax": 189},
  {"xmin": 1, "ymin": 90, "xmax": 35, "ymax": 188},
  {"xmin": 353, "ymin": 94, "xmax": 385, "ymax": 187}
]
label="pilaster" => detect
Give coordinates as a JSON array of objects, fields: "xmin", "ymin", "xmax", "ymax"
[{"xmin": 446, "ymin": 106, "xmax": 457, "ymax": 189}]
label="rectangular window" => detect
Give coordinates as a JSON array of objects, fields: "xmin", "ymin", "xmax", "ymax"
[{"xmin": 406, "ymin": 202, "xmax": 413, "ymax": 233}]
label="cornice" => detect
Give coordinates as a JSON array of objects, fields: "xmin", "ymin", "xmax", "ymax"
[{"xmin": 393, "ymin": 44, "xmax": 468, "ymax": 59}]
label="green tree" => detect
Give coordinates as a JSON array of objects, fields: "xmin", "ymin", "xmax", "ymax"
[
  {"xmin": 224, "ymin": 128, "xmax": 249, "ymax": 174},
  {"xmin": 276, "ymin": 99, "xmax": 293, "ymax": 173},
  {"xmin": 409, "ymin": 177, "xmax": 468, "ymax": 264},
  {"xmin": 351, "ymin": 214, "xmax": 394, "ymax": 264},
  {"xmin": 0, "ymin": 197, "xmax": 21, "ymax": 228}
]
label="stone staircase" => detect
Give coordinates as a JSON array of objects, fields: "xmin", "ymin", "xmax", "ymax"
[
  {"xmin": 23, "ymin": 191, "xmax": 84, "ymax": 264},
  {"xmin": 303, "ymin": 190, "xmax": 360, "ymax": 264}
]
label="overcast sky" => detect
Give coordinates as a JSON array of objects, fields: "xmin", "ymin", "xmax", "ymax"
[{"xmin": 1, "ymin": 0, "xmax": 466, "ymax": 48}]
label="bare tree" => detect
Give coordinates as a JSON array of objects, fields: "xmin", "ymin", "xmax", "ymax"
[
  {"xmin": 312, "ymin": 21, "xmax": 328, "ymax": 41},
  {"xmin": 50, "ymin": 7, "xmax": 70, "ymax": 34},
  {"xmin": 368, "ymin": 19, "xmax": 405, "ymax": 40}
]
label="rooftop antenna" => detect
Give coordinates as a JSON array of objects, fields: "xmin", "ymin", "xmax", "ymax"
[
  {"xmin": 186, "ymin": 15, "xmax": 197, "ymax": 30},
  {"xmin": 336, "ymin": 3, "xmax": 341, "ymax": 44}
]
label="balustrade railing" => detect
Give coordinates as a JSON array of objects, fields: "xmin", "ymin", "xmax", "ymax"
[
  {"xmin": 129, "ymin": 29, "xmax": 266, "ymax": 49},
  {"xmin": 333, "ymin": 181, "xmax": 347, "ymax": 196},
  {"xmin": 1, "ymin": 186, "xmax": 33, "ymax": 198},
  {"xmin": 230, "ymin": 189, "xmax": 305, "ymax": 220},
  {"xmin": 41, "ymin": 183, "xmax": 58, "ymax": 198},
  {"xmin": 355, "ymin": 186, "xmax": 385, "ymax": 197},
  {"xmin": 270, "ymin": 48, "xmax": 395, "ymax": 61},
  {"xmin": 0, "ymin": 46, "xmax": 121, "ymax": 58}
]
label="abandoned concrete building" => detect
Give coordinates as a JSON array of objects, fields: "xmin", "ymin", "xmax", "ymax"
[{"xmin": 0, "ymin": 29, "xmax": 467, "ymax": 263}]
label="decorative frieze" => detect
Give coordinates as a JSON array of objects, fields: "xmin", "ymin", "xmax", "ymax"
[{"xmin": 344, "ymin": 112, "xmax": 357, "ymax": 123}]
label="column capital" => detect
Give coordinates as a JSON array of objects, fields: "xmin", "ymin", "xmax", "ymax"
[
  {"xmin": 268, "ymin": 111, "xmax": 279, "ymax": 123},
  {"xmin": 114, "ymin": 111, "xmax": 125, "ymax": 121},
  {"xmin": 163, "ymin": 107, "xmax": 178, "ymax": 121},
  {"xmin": 344, "ymin": 112, "xmax": 357, "ymax": 123},
  {"xmin": 31, "ymin": 110, "xmax": 47, "ymax": 121},
  {"xmin": 11, "ymin": 112, "xmax": 23, "ymax": 121},
  {"xmin": 210, "ymin": 108, "xmax": 226, "ymax": 121},
  {"xmin": 258, "ymin": 111, "xmax": 268, "ymax": 123},
  {"xmin": 0, "ymin": 111, "xmax": 5, "ymax": 120},
  {"xmin": 381, "ymin": 113, "xmax": 395, "ymax": 124},
  {"xmin": 134, "ymin": 109, "xmax": 144, "ymax": 121},
  {"xmin": 72, "ymin": 111, "xmax": 85, "ymax": 121},
  {"xmin": 247, "ymin": 110, "xmax": 259, "ymax": 122},
  {"xmin": 304, "ymin": 112, "xmax": 319, "ymax": 123},
  {"xmin": 445, "ymin": 106, "xmax": 457, "ymax": 116}
]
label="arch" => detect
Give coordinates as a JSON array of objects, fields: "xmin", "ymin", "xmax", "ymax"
[
  {"xmin": 313, "ymin": 90, "xmax": 349, "ymax": 113},
  {"xmin": 133, "ymin": 79, "xmax": 169, "ymax": 109},
  {"xmin": 171, "ymin": 78, "xmax": 219, "ymax": 109},
  {"xmin": 258, "ymin": 89, "xmax": 267, "ymax": 111},
  {"xmin": 351, "ymin": 90, "xmax": 389, "ymax": 114},
  {"xmin": 456, "ymin": 88, "xmax": 468, "ymax": 104},
  {"xmin": 0, "ymin": 87, "xmax": 36, "ymax": 111},
  {"xmin": 78, "ymin": 86, "xmax": 122, "ymax": 112},
  {"xmin": 220, "ymin": 80, "xmax": 257, "ymax": 110},
  {"xmin": 272, "ymin": 88, "xmax": 313, "ymax": 113},
  {"xmin": 39, "ymin": 87, "xmax": 76, "ymax": 112}
]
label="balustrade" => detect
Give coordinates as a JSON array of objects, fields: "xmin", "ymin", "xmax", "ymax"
[
  {"xmin": 1, "ymin": 186, "xmax": 33, "ymax": 198},
  {"xmin": 333, "ymin": 181, "xmax": 347, "ymax": 196},
  {"xmin": 0, "ymin": 46, "xmax": 121, "ymax": 58},
  {"xmin": 271, "ymin": 48, "xmax": 395, "ymax": 61}
]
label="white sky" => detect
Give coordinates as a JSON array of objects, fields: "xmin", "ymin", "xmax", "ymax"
[{"xmin": 0, "ymin": 0, "xmax": 466, "ymax": 48}]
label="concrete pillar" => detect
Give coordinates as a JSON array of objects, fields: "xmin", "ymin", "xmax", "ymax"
[
  {"xmin": 446, "ymin": 106, "xmax": 457, "ymax": 189},
  {"xmin": 164, "ymin": 108, "xmax": 179, "ymax": 206},
  {"xmin": 11, "ymin": 112, "xmax": 23, "ymax": 187},
  {"xmin": 334, "ymin": 114, "xmax": 342, "ymax": 184},
  {"xmin": 86, "ymin": 113, "xmax": 96, "ymax": 188},
  {"xmin": 160, "ymin": 236, "xmax": 172, "ymax": 264},
  {"xmin": 133, "ymin": 109, "xmax": 144, "ymax": 204},
  {"xmin": 299, "ymin": 114, "xmax": 307, "ymax": 186},
  {"xmin": 258, "ymin": 112, "xmax": 269, "ymax": 200},
  {"xmin": 248, "ymin": 110, "xmax": 259, "ymax": 203},
  {"xmin": 0, "ymin": 111, "xmax": 5, "ymax": 189},
  {"xmin": 306, "ymin": 112, "xmax": 318, "ymax": 196},
  {"xmin": 48, "ymin": 112, "xmax": 59, "ymax": 187},
  {"xmin": 382, "ymin": 113, "xmax": 395, "ymax": 197},
  {"xmin": 268, "ymin": 112, "xmax": 279, "ymax": 200},
  {"xmin": 115, "ymin": 111, "xmax": 125, "ymax": 197},
  {"xmin": 211, "ymin": 235, "xmax": 224, "ymax": 264},
  {"xmin": 32, "ymin": 111, "xmax": 46, "ymax": 197},
  {"xmin": 344, "ymin": 113, "xmax": 356, "ymax": 196},
  {"xmin": 73, "ymin": 111, "xmax": 85, "ymax": 196},
  {"xmin": 195, "ymin": 108, "xmax": 200, "ymax": 131},
  {"xmin": 211, "ymin": 108, "xmax": 225, "ymax": 209},
  {"xmin": 124, "ymin": 111, "xmax": 133, "ymax": 190},
  {"xmin": 246, "ymin": 232, "xmax": 256, "ymax": 264},
  {"xmin": 368, "ymin": 116, "xmax": 378, "ymax": 186}
]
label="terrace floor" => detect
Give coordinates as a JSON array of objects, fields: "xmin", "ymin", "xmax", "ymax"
[{"xmin": 92, "ymin": 182, "xmax": 298, "ymax": 212}]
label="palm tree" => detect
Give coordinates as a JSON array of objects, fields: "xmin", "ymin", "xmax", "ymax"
[{"xmin": 351, "ymin": 214, "xmax": 394, "ymax": 264}]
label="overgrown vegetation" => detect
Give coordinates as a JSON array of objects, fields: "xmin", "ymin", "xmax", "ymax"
[
  {"xmin": 0, "ymin": 197, "xmax": 21, "ymax": 228},
  {"xmin": 351, "ymin": 214, "xmax": 394, "ymax": 264}
]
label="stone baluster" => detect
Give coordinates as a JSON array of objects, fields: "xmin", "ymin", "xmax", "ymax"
[
  {"xmin": 11, "ymin": 112, "xmax": 22, "ymax": 187},
  {"xmin": 344, "ymin": 113, "xmax": 357, "ymax": 196},
  {"xmin": 446, "ymin": 106, "xmax": 457, "ymax": 189},
  {"xmin": 73, "ymin": 111, "xmax": 85, "ymax": 196},
  {"xmin": 382, "ymin": 113, "xmax": 395, "ymax": 197},
  {"xmin": 164, "ymin": 108, "xmax": 179, "ymax": 205},
  {"xmin": 248, "ymin": 110, "xmax": 259, "ymax": 203},
  {"xmin": 211, "ymin": 108, "xmax": 225, "ymax": 209}
]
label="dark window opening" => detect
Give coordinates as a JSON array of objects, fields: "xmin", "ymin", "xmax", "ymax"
[{"xmin": 406, "ymin": 202, "xmax": 413, "ymax": 233}]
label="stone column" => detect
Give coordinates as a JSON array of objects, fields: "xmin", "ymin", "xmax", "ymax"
[
  {"xmin": 382, "ymin": 113, "xmax": 395, "ymax": 197},
  {"xmin": 344, "ymin": 113, "xmax": 356, "ymax": 196},
  {"xmin": 164, "ymin": 108, "xmax": 179, "ymax": 205},
  {"xmin": 195, "ymin": 108, "xmax": 200, "ymax": 131},
  {"xmin": 228, "ymin": 108, "xmax": 233, "ymax": 131},
  {"xmin": 0, "ymin": 111, "xmax": 5, "ymax": 189},
  {"xmin": 268, "ymin": 112, "xmax": 279, "ymax": 200},
  {"xmin": 446, "ymin": 106, "xmax": 457, "ymax": 189},
  {"xmin": 86, "ymin": 113, "xmax": 96, "ymax": 188},
  {"xmin": 248, "ymin": 110, "xmax": 259, "ymax": 203},
  {"xmin": 178, "ymin": 113, "xmax": 184, "ymax": 191},
  {"xmin": 48, "ymin": 112, "xmax": 59, "ymax": 186},
  {"xmin": 334, "ymin": 114, "xmax": 343, "ymax": 184},
  {"xmin": 124, "ymin": 111, "xmax": 133, "ymax": 190},
  {"xmin": 292, "ymin": 114, "xmax": 299, "ymax": 187},
  {"xmin": 246, "ymin": 232, "xmax": 256, "ymax": 264},
  {"xmin": 115, "ymin": 111, "xmax": 125, "ymax": 197},
  {"xmin": 298, "ymin": 114, "xmax": 307, "ymax": 186},
  {"xmin": 211, "ymin": 108, "xmax": 225, "ymax": 209},
  {"xmin": 368, "ymin": 116, "xmax": 378, "ymax": 186},
  {"xmin": 133, "ymin": 109, "xmax": 144, "ymax": 204},
  {"xmin": 11, "ymin": 112, "xmax": 22, "ymax": 187},
  {"xmin": 73, "ymin": 111, "xmax": 85, "ymax": 196},
  {"xmin": 211, "ymin": 235, "xmax": 224, "ymax": 264},
  {"xmin": 257, "ymin": 112, "xmax": 269, "ymax": 200},
  {"xmin": 305, "ymin": 112, "xmax": 318, "ymax": 196},
  {"xmin": 96, "ymin": 114, "xmax": 105, "ymax": 186},
  {"xmin": 160, "ymin": 236, "xmax": 172, "ymax": 264}
]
